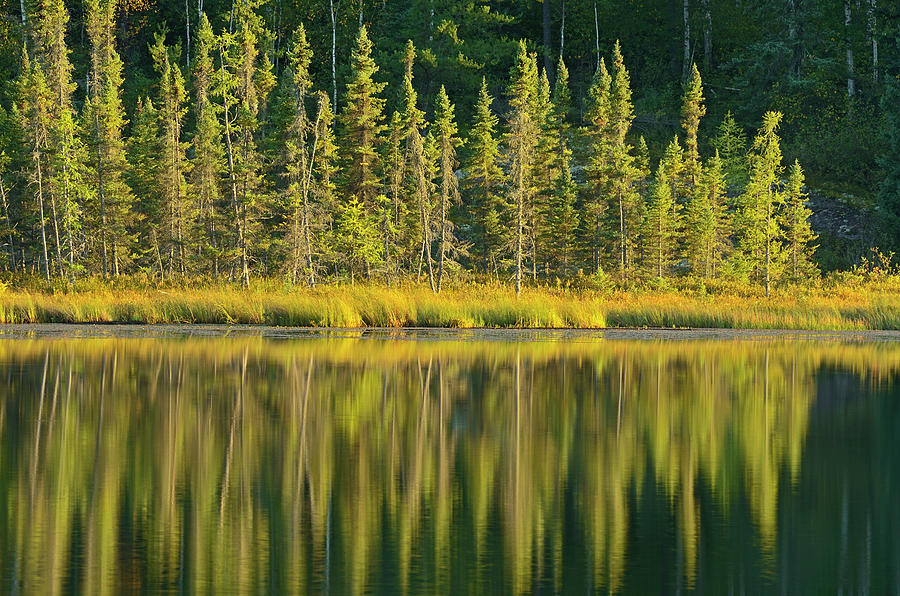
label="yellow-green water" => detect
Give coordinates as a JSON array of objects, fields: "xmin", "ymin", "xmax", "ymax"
[{"xmin": 0, "ymin": 328, "xmax": 898, "ymax": 594}]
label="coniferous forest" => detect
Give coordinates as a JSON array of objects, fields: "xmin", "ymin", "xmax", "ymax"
[{"xmin": 0, "ymin": 0, "xmax": 898, "ymax": 293}]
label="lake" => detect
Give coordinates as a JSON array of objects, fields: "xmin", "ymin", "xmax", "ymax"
[{"xmin": 0, "ymin": 326, "xmax": 898, "ymax": 594}]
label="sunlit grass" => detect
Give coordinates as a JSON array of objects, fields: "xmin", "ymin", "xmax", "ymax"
[{"xmin": 0, "ymin": 276, "xmax": 899, "ymax": 329}]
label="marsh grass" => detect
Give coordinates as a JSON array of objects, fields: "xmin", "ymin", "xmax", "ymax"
[{"xmin": 1, "ymin": 277, "xmax": 899, "ymax": 329}]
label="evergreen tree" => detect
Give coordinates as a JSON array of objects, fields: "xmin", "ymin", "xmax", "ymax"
[
  {"xmin": 191, "ymin": 13, "xmax": 225, "ymax": 276},
  {"xmin": 633, "ymin": 136, "xmax": 651, "ymax": 270},
  {"xmin": 644, "ymin": 154, "xmax": 678, "ymax": 278},
  {"xmin": 685, "ymin": 151, "xmax": 729, "ymax": 278},
  {"xmin": 340, "ymin": 25, "xmax": 386, "ymax": 209},
  {"xmin": 681, "ymin": 63, "xmax": 706, "ymax": 187},
  {"xmin": 434, "ymin": 85, "xmax": 462, "ymax": 293},
  {"xmin": 125, "ymin": 97, "xmax": 162, "ymax": 273},
  {"xmin": 85, "ymin": 0, "xmax": 134, "ymax": 277},
  {"xmin": 36, "ymin": 0, "xmax": 86, "ymax": 278},
  {"xmin": 311, "ymin": 92, "xmax": 339, "ymax": 272},
  {"xmin": 399, "ymin": 41, "xmax": 435, "ymax": 289},
  {"xmin": 506, "ymin": 40, "xmax": 539, "ymax": 294},
  {"xmin": 17, "ymin": 49, "xmax": 52, "ymax": 281},
  {"xmin": 608, "ymin": 41, "xmax": 639, "ymax": 280},
  {"xmin": 584, "ymin": 58, "xmax": 613, "ymax": 275},
  {"xmin": 738, "ymin": 111, "xmax": 786, "ymax": 296},
  {"xmin": 464, "ymin": 77, "xmax": 505, "ymax": 278},
  {"xmin": 782, "ymin": 160, "xmax": 817, "ymax": 279},
  {"xmin": 150, "ymin": 35, "xmax": 190, "ymax": 276},
  {"xmin": 531, "ymin": 69, "xmax": 555, "ymax": 279},
  {"xmin": 878, "ymin": 75, "xmax": 900, "ymax": 248},
  {"xmin": 336, "ymin": 196, "xmax": 381, "ymax": 284},
  {"xmin": 281, "ymin": 24, "xmax": 316, "ymax": 286},
  {"xmin": 712, "ymin": 111, "xmax": 748, "ymax": 189}
]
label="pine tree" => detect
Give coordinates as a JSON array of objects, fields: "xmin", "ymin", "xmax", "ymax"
[
  {"xmin": 507, "ymin": 40, "xmax": 539, "ymax": 294},
  {"xmin": 85, "ymin": 0, "xmax": 134, "ymax": 277},
  {"xmin": 782, "ymin": 160, "xmax": 817, "ymax": 280},
  {"xmin": 633, "ymin": 136, "xmax": 651, "ymax": 270},
  {"xmin": 434, "ymin": 85, "xmax": 462, "ymax": 293},
  {"xmin": 738, "ymin": 111, "xmax": 786, "ymax": 296},
  {"xmin": 584, "ymin": 58, "xmax": 613, "ymax": 275},
  {"xmin": 685, "ymin": 151, "xmax": 729, "ymax": 278},
  {"xmin": 150, "ymin": 35, "xmax": 190, "ymax": 276},
  {"xmin": 464, "ymin": 77, "xmax": 505, "ymax": 278},
  {"xmin": 191, "ymin": 13, "xmax": 225, "ymax": 276}
]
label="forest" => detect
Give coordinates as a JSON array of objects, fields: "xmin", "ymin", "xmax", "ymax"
[{"xmin": 0, "ymin": 0, "xmax": 898, "ymax": 295}]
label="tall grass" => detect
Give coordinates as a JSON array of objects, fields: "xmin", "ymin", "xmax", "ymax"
[{"xmin": 1, "ymin": 279, "xmax": 899, "ymax": 329}]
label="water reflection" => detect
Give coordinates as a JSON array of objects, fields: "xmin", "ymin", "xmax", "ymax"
[{"xmin": 0, "ymin": 336, "xmax": 898, "ymax": 594}]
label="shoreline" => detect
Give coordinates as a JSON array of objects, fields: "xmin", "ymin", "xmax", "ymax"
[
  {"xmin": 0, "ymin": 284, "xmax": 899, "ymax": 331},
  {"xmin": 4, "ymin": 323, "xmax": 900, "ymax": 342}
]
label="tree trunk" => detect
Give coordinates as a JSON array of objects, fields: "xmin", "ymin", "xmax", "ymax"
[
  {"xmin": 35, "ymin": 154, "xmax": 50, "ymax": 282},
  {"xmin": 683, "ymin": 0, "xmax": 691, "ymax": 82},
  {"xmin": 437, "ymin": 193, "xmax": 446, "ymax": 293},
  {"xmin": 543, "ymin": 0, "xmax": 553, "ymax": 78},
  {"xmin": 185, "ymin": 0, "xmax": 191, "ymax": 67},
  {"xmin": 845, "ymin": 0, "xmax": 855, "ymax": 97},
  {"xmin": 0, "ymin": 177, "xmax": 15, "ymax": 270},
  {"xmin": 560, "ymin": 0, "xmax": 565, "ymax": 56},
  {"xmin": 788, "ymin": 0, "xmax": 803, "ymax": 77},
  {"xmin": 330, "ymin": 0, "xmax": 338, "ymax": 109},
  {"xmin": 48, "ymin": 187, "xmax": 63, "ymax": 276},
  {"xmin": 94, "ymin": 122, "xmax": 109, "ymax": 279},
  {"xmin": 20, "ymin": 0, "xmax": 25, "ymax": 25},
  {"xmin": 619, "ymin": 189, "xmax": 627, "ymax": 280},
  {"xmin": 867, "ymin": 0, "xmax": 877, "ymax": 83},
  {"xmin": 593, "ymin": 2, "xmax": 600, "ymax": 72},
  {"xmin": 702, "ymin": 0, "xmax": 712, "ymax": 72}
]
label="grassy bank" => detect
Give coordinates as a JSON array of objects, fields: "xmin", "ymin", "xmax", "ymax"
[{"xmin": 1, "ymin": 276, "xmax": 900, "ymax": 329}]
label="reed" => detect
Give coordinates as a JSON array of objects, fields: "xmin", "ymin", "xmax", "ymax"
[{"xmin": 1, "ymin": 278, "xmax": 899, "ymax": 329}]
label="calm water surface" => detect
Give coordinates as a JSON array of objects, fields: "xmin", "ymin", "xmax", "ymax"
[{"xmin": 0, "ymin": 327, "xmax": 898, "ymax": 594}]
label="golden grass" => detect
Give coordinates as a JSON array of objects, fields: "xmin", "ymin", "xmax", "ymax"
[{"xmin": 0, "ymin": 280, "xmax": 899, "ymax": 329}]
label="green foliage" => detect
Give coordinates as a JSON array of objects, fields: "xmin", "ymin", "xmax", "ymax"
[
  {"xmin": 878, "ymin": 75, "xmax": 900, "ymax": 247},
  {"xmin": 782, "ymin": 160, "xmax": 817, "ymax": 280}
]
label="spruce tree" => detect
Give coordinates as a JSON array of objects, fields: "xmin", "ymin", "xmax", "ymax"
[
  {"xmin": 506, "ymin": 40, "xmax": 539, "ymax": 294},
  {"xmin": 644, "ymin": 154, "xmax": 678, "ymax": 279},
  {"xmin": 685, "ymin": 151, "xmax": 729, "ymax": 278},
  {"xmin": 36, "ymin": 0, "xmax": 86, "ymax": 278},
  {"xmin": 711, "ymin": 111, "xmax": 748, "ymax": 189},
  {"xmin": 738, "ymin": 111, "xmax": 786, "ymax": 296},
  {"xmin": 434, "ymin": 85, "xmax": 462, "ymax": 293},
  {"xmin": 85, "ymin": 0, "xmax": 134, "ymax": 277},
  {"xmin": 782, "ymin": 160, "xmax": 817, "ymax": 280},
  {"xmin": 311, "ymin": 92, "xmax": 338, "ymax": 270},
  {"xmin": 281, "ymin": 24, "xmax": 316, "ymax": 286},
  {"xmin": 17, "ymin": 49, "xmax": 52, "ymax": 281},
  {"xmin": 340, "ymin": 25, "xmax": 386, "ymax": 209},
  {"xmin": 150, "ymin": 35, "xmax": 190, "ymax": 276},
  {"xmin": 125, "ymin": 97, "xmax": 162, "ymax": 273},
  {"xmin": 608, "ymin": 41, "xmax": 639, "ymax": 280},
  {"xmin": 464, "ymin": 77, "xmax": 505, "ymax": 278},
  {"xmin": 584, "ymin": 58, "xmax": 613, "ymax": 274},
  {"xmin": 191, "ymin": 13, "xmax": 225, "ymax": 276},
  {"xmin": 531, "ymin": 69, "xmax": 555, "ymax": 279},
  {"xmin": 337, "ymin": 196, "xmax": 381, "ymax": 284},
  {"xmin": 681, "ymin": 63, "xmax": 705, "ymax": 187},
  {"xmin": 399, "ymin": 41, "xmax": 434, "ymax": 290}
]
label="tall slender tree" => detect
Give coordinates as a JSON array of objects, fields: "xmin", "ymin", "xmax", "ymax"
[
  {"xmin": 584, "ymin": 58, "xmax": 612, "ymax": 274},
  {"xmin": 507, "ymin": 40, "xmax": 539, "ymax": 294},
  {"xmin": 150, "ymin": 35, "xmax": 190, "ymax": 276},
  {"xmin": 85, "ymin": 0, "xmax": 134, "ymax": 277},
  {"xmin": 464, "ymin": 77, "xmax": 505, "ymax": 278},
  {"xmin": 782, "ymin": 160, "xmax": 817, "ymax": 280},
  {"xmin": 433, "ymin": 85, "xmax": 461, "ymax": 293},
  {"xmin": 191, "ymin": 13, "xmax": 225, "ymax": 276}
]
